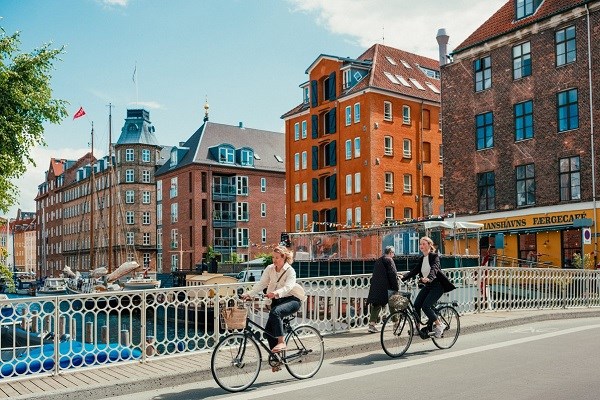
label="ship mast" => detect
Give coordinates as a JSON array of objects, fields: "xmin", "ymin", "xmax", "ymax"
[
  {"xmin": 108, "ymin": 103, "xmax": 114, "ymax": 273},
  {"xmin": 90, "ymin": 122, "xmax": 95, "ymax": 270}
]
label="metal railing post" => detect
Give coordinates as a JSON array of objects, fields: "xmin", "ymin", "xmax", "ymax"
[
  {"xmin": 141, "ymin": 290, "xmax": 147, "ymax": 362},
  {"xmin": 53, "ymin": 297, "xmax": 60, "ymax": 376}
]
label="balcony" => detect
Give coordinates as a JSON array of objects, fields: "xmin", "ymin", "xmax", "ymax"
[
  {"xmin": 213, "ymin": 211, "xmax": 236, "ymax": 227},
  {"xmin": 213, "ymin": 237, "xmax": 236, "ymax": 252},
  {"xmin": 212, "ymin": 184, "xmax": 236, "ymax": 201}
]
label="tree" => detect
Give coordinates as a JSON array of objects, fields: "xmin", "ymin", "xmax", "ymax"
[{"xmin": 0, "ymin": 27, "xmax": 68, "ymax": 213}]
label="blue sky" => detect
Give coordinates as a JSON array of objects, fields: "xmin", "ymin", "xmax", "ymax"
[{"xmin": 1, "ymin": 0, "xmax": 506, "ymax": 219}]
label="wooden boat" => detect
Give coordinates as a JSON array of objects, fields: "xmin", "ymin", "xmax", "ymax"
[{"xmin": 37, "ymin": 277, "xmax": 67, "ymax": 296}]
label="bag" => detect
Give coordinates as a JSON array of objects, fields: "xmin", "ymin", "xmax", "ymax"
[
  {"xmin": 290, "ymin": 283, "xmax": 306, "ymax": 302},
  {"xmin": 221, "ymin": 306, "xmax": 248, "ymax": 330}
]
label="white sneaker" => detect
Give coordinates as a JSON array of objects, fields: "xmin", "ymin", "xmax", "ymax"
[
  {"xmin": 434, "ymin": 323, "xmax": 446, "ymax": 338},
  {"xmin": 367, "ymin": 324, "xmax": 379, "ymax": 333}
]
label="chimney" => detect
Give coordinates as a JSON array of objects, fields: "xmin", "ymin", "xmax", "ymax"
[
  {"xmin": 436, "ymin": 28, "xmax": 449, "ymax": 66},
  {"xmin": 238, "ymin": 121, "xmax": 244, "ymax": 129}
]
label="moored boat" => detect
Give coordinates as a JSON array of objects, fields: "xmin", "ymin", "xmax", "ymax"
[{"xmin": 37, "ymin": 277, "xmax": 67, "ymax": 296}]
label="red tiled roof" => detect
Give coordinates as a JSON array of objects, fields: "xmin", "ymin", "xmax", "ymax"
[
  {"xmin": 456, "ymin": 0, "xmax": 590, "ymax": 53},
  {"xmin": 282, "ymin": 43, "xmax": 440, "ymax": 118}
]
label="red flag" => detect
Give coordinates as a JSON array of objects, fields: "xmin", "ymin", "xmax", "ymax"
[{"xmin": 73, "ymin": 106, "xmax": 86, "ymax": 120}]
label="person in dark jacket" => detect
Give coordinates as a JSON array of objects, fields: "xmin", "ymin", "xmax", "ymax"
[
  {"xmin": 366, "ymin": 246, "xmax": 399, "ymax": 333},
  {"xmin": 400, "ymin": 236, "xmax": 455, "ymax": 338}
]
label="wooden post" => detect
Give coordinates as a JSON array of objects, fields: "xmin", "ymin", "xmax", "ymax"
[
  {"xmin": 120, "ymin": 329, "xmax": 130, "ymax": 346},
  {"xmin": 70, "ymin": 319, "xmax": 77, "ymax": 339},
  {"xmin": 59, "ymin": 315, "xmax": 67, "ymax": 336},
  {"xmin": 101, "ymin": 326, "xmax": 109, "ymax": 344},
  {"xmin": 31, "ymin": 310, "xmax": 39, "ymax": 333},
  {"xmin": 43, "ymin": 315, "xmax": 51, "ymax": 334},
  {"xmin": 145, "ymin": 336, "xmax": 155, "ymax": 356},
  {"xmin": 85, "ymin": 321, "xmax": 94, "ymax": 343}
]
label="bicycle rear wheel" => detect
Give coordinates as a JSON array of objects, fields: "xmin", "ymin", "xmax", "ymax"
[
  {"xmin": 284, "ymin": 325, "xmax": 324, "ymax": 379},
  {"xmin": 211, "ymin": 333, "xmax": 261, "ymax": 392},
  {"xmin": 380, "ymin": 310, "xmax": 413, "ymax": 358},
  {"xmin": 432, "ymin": 305, "xmax": 460, "ymax": 349}
]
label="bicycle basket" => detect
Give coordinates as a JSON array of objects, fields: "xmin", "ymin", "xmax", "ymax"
[
  {"xmin": 388, "ymin": 294, "xmax": 409, "ymax": 311},
  {"xmin": 221, "ymin": 306, "xmax": 248, "ymax": 330}
]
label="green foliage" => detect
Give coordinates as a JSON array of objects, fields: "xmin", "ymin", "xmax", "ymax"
[
  {"xmin": 0, "ymin": 248, "xmax": 15, "ymax": 293},
  {"xmin": 207, "ymin": 245, "xmax": 220, "ymax": 261},
  {"xmin": 572, "ymin": 252, "xmax": 593, "ymax": 269},
  {"xmin": 255, "ymin": 252, "xmax": 272, "ymax": 267},
  {"xmin": 0, "ymin": 27, "xmax": 68, "ymax": 213},
  {"xmin": 230, "ymin": 252, "xmax": 242, "ymax": 265}
]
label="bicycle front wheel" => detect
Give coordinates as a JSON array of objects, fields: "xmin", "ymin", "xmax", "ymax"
[
  {"xmin": 432, "ymin": 305, "xmax": 460, "ymax": 349},
  {"xmin": 284, "ymin": 325, "xmax": 324, "ymax": 379},
  {"xmin": 380, "ymin": 310, "xmax": 413, "ymax": 358},
  {"xmin": 211, "ymin": 333, "xmax": 261, "ymax": 392}
]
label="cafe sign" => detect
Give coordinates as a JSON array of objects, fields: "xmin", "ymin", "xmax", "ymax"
[{"xmin": 482, "ymin": 212, "xmax": 588, "ymax": 231}]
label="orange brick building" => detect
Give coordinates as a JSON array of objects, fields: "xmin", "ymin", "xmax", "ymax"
[{"xmin": 282, "ymin": 44, "xmax": 443, "ymax": 242}]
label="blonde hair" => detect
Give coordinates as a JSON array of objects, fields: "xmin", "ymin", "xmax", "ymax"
[
  {"xmin": 273, "ymin": 245, "xmax": 294, "ymax": 264},
  {"xmin": 420, "ymin": 236, "xmax": 435, "ymax": 253}
]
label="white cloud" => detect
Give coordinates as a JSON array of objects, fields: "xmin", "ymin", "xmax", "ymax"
[
  {"xmin": 287, "ymin": 0, "xmax": 506, "ymax": 59},
  {"xmin": 1, "ymin": 146, "xmax": 94, "ymax": 220},
  {"xmin": 128, "ymin": 101, "xmax": 163, "ymax": 110},
  {"xmin": 101, "ymin": 0, "xmax": 129, "ymax": 7}
]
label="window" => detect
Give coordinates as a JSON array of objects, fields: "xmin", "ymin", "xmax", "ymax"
[
  {"xmin": 157, "ymin": 205, "xmax": 162, "ymax": 225},
  {"xmin": 404, "ymin": 207, "xmax": 413, "ymax": 219},
  {"xmin": 142, "ymin": 170, "xmax": 150, "ymax": 183},
  {"xmin": 513, "ymin": 42, "xmax": 531, "ymax": 79},
  {"xmin": 302, "ymin": 182, "xmax": 307, "ymax": 201},
  {"xmin": 294, "ymin": 122, "xmax": 300, "ymax": 141},
  {"xmin": 384, "ymin": 172, "xmax": 394, "ymax": 192},
  {"xmin": 261, "ymin": 203, "xmax": 266, "ymax": 217},
  {"xmin": 477, "ymin": 171, "xmax": 496, "ymax": 211},
  {"xmin": 237, "ymin": 202, "xmax": 249, "ymax": 221},
  {"xmin": 261, "ymin": 228, "xmax": 267, "ymax": 243},
  {"xmin": 170, "ymin": 177, "xmax": 178, "ymax": 198},
  {"xmin": 345, "ymin": 140, "xmax": 352, "ymax": 160},
  {"xmin": 260, "ymin": 178, "xmax": 266, "ymax": 192},
  {"xmin": 346, "ymin": 208, "xmax": 353, "ymax": 227},
  {"xmin": 125, "ymin": 148, "xmax": 134, "ymax": 162},
  {"xmin": 345, "ymin": 106, "xmax": 352, "ymax": 126},
  {"xmin": 301, "ymin": 151, "xmax": 307, "ymax": 169},
  {"xmin": 355, "ymin": 207, "xmax": 361, "ymax": 226},
  {"xmin": 171, "ymin": 203, "xmax": 178, "ymax": 223},
  {"xmin": 171, "ymin": 229, "xmax": 178, "ymax": 249},
  {"xmin": 560, "ymin": 156, "xmax": 581, "ymax": 201},
  {"xmin": 295, "ymin": 184, "xmax": 300, "ymax": 202},
  {"xmin": 218, "ymin": 147, "xmax": 234, "ymax": 163},
  {"xmin": 126, "ymin": 211, "xmax": 134, "ymax": 225},
  {"xmin": 236, "ymin": 176, "xmax": 248, "ymax": 195},
  {"xmin": 403, "ymin": 174, "xmax": 412, "ymax": 193},
  {"xmin": 354, "ymin": 137, "xmax": 361, "ymax": 158},
  {"xmin": 343, "ymin": 69, "xmax": 351, "ymax": 89},
  {"xmin": 513, "ymin": 100, "xmax": 534, "ymax": 141},
  {"xmin": 125, "ymin": 169, "xmax": 134, "ymax": 183},
  {"xmin": 301, "ymin": 120, "xmax": 307, "ymax": 139},
  {"xmin": 402, "ymin": 105, "xmax": 411, "ymax": 124},
  {"xmin": 385, "ymin": 207, "xmax": 394, "ymax": 221},
  {"xmin": 142, "ymin": 211, "xmax": 150, "ymax": 225},
  {"xmin": 474, "ymin": 56, "xmax": 491, "ymax": 92},
  {"xmin": 516, "ymin": 0, "xmax": 542, "ymax": 20},
  {"xmin": 126, "ymin": 232, "xmax": 134, "ymax": 245},
  {"xmin": 156, "ymin": 180, "xmax": 162, "ymax": 202},
  {"xmin": 303, "ymin": 86, "xmax": 309, "ymax": 104},
  {"xmin": 355, "ymin": 173, "xmax": 361, "ymax": 193},
  {"xmin": 125, "ymin": 190, "xmax": 134, "ymax": 204},
  {"xmin": 516, "ymin": 164, "xmax": 535, "ymax": 206},
  {"xmin": 354, "ymin": 103, "xmax": 360, "ymax": 123},
  {"xmin": 295, "ymin": 214, "xmax": 300, "ymax": 231},
  {"xmin": 476, "ymin": 112, "xmax": 494, "ymax": 150},
  {"xmin": 557, "ymin": 89, "xmax": 579, "ymax": 132},
  {"xmin": 142, "ymin": 191, "xmax": 150, "ymax": 204},
  {"xmin": 384, "ymin": 101, "xmax": 392, "ymax": 121},
  {"xmin": 384, "ymin": 136, "xmax": 393, "ymax": 155},
  {"xmin": 141, "ymin": 149, "xmax": 151, "ymax": 162},
  {"xmin": 170, "ymin": 148, "xmax": 178, "ymax": 167},
  {"xmin": 439, "ymin": 144, "xmax": 444, "ymax": 163},
  {"xmin": 240, "ymin": 149, "xmax": 253, "ymax": 166},
  {"xmin": 236, "ymin": 228, "xmax": 249, "ymax": 247},
  {"xmin": 556, "ymin": 26, "xmax": 576, "ymax": 66},
  {"xmin": 403, "ymin": 139, "xmax": 412, "ymax": 158},
  {"xmin": 423, "ymin": 176, "xmax": 431, "ymax": 196},
  {"xmin": 423, "ymin": 142, "xmax": 431, "ymax": 163},
  {"xmin": 143, "ymin": 232, "xmax": 150, "ymax": 246},
  {"xmin": 294, "ymin": 153, "xmax": 300, "ymax": 171},
  {"xmin": 439, "ymin": 178, "xmax": 444, "ymax": 197},
  {"xmin": 303, "ymin": 213, "xmax": 308, "ymax": 230},
  {"xmin": 346, "ymin": 174, "xmax": 352, "ymax": 195}
]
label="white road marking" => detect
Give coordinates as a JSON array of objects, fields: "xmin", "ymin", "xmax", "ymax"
[
  {"xmin": 225, "ymin": 323, "xmax": 600, "ymax": 400},
  {"xmin": 512, "ymin": 327, "xmax": 559, "ymax": 333}
]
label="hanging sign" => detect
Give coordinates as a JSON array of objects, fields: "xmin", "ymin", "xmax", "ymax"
[{"xmin": 582, "ymin": 227, "xmax": 592, "ymax": 245}]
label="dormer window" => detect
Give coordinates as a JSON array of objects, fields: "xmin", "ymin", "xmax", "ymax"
[
  {"xmin": 516, "ymin": 0, "xmax": 542, "ymax": 20},
  {"xmin": 303, "ymin": 86, "xmax": 310, "ymax": 104},
  {"xmin": 170, "ymin": 148, "xmax": 178, "ymax": 167},
  {"xmin": 219, "ymin": 147, "xmax": 234, "ymax": 164},
  {"xmin": 240, "ymin": 149, "xmax": 254, "ymax": 166}
]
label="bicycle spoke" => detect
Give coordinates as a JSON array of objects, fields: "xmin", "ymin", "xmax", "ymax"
[
  {"xmin": 211, "ymin": 333, "xmax": 261, "ymax": 392},
  {"xmin": 432, "ymin": 305, "xmax": 460, "ymax": 349},
  {"xmin": 380, "ymin": 310, "xmax": 413, "ymax": 358},
  {"xmin": 284, "ymin": 325, "xmax": 324, "ymax": 379}
]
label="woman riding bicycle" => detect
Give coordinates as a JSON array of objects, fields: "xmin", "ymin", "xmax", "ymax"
[
  {"xmin": 400, "ymin": 236, "xmax": 455, "ymax": 338},
  {"xmin": 241, "ymin": 245, "xmax": 305, "ymax": 354}
]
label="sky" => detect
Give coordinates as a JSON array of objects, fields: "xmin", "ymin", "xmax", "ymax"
[{"xmin": 1, "ymin": 0, "xmax": 507, "ymax": 220}]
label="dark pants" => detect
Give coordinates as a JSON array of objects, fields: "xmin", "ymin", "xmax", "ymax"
[
  {"xmin": 265, "ymin": 296, "xmax": 301, "ymax": 349},
  {"xmin": 413, "ymin": 280, "xmax": 444, "ymax": 325}
]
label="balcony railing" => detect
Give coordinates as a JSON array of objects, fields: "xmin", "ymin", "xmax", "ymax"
[{"xmin": 212, "ymin": 184, "xmax": 236, "ymax": 201}]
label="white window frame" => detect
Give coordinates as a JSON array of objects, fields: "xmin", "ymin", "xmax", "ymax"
[
  {"xmin": 346, "ymin": 208, "xmax": 353, "ymax": 227},
  {"xmin": 125, "ymin": 190, "xmax": 135, "ymax": 204},
  {"xmin": 384, "ymin": 172, "xmax": 394, "ymax": 192},
  {"xmin": 294, "ymin": 153, "xmax": 300, "ymax": 171},
  {"xmin": 142, "ymin": 211, "xmax": 151, "ymax": 225},
  {"xmin": 404, "ymin": 174, "xmax": 412, "ymax": 193},
  {"xmin": 403, "ymin": 105, "xmax": 411, "ymax": 124},
  {"xmin": 126, "ymin": 232, "xmax": 134, "ymax": 245},
  {"xmin": 295, "ymin": 214, "xmax": 300, "ymax": 232},
  {"xmin": 125, "ymin": 148, "xmax": 134, "ymax": 162},
  {"xmin": 295, "ymin": 184, "xmax": 300, "ymax": 202},
  {"xmin": 143, "ymin": 232, "xmax": 151, "ymax": 246},
  {"xmin": 301, "ymin": 120, "xmax": 307, "ymax": 139},
  {"xmin": 126, "ymin": 211, "xmax": 134, "ymax": 225},
  {"xmin": 345, "ymin": 174, "xmax": 352, "ymax": 195},
  {"xmin": 354, "ymin": 137, "xmax": 361, "ymax": 158},
  {"xmin": 294, "ymin": 122, "xmax": 300, "ymax": 141},
  {"xmin": 355, "ymin": 173, "xmax": 361, "ymax": 193},
  {"xmin": 301, "ymin": 151, "xmax": 307, "ymax": 169},
  {"xmin": 142, "ymin": 191, "xmax": 151, "ymax": 204},
  {"xmin": 355, "ymin": 207, "xmax": 362, "ymax": 226},
  {"xmin": 302, "ymin": 213, "xmax": 308, "ymax": 230},
  {"xmin": 171, "ymin": 203, "xmax": 178, "ymax": 223},
  {"xmin": 142, "ymin": 170, "xmax": 151, "ymax": 183},
  {"xmin": 125, "ymin": 169, "xmax": 134, "ymax": 183},
  {"xmin": 345, "ymin": 106, "xmax": 352, "ymax": 126},
  {"xmin": 260, "ymin": 178, "xmax": 266, "ymax": 192},
  {"xmin": 170, "ymin": 177, "xmax": 178, "ymax": 198},
  {"xmin": 403, "ymin": 139, "xmax": 412, "ymax": 158},
  {"xmin": 141, "ymin": 149, "xmax": 151, "ymax": 162},
  {"xmin": 302, "ymin": 182, "xmax": 307, "ymax": 201},
  {"xmin": 385, "ymin": 207, "xmax": 394, "ymax": 221},
  {"xmin": 345, "ymin": 140, "xmax": 352, "ymax": 160},
  {"xmin": 261, "ymin": 228, "xmax": 267, "ymax": 243},
  {"xmin": 384, "ymin": 101, "xmax": 392, "ymax": 121},
  {"xmin": 261, "ymin": 203, "xmax": 266, "ymax": 217},
  {"xmin": 384, "ymin": 136, "xmax": 393, "ymax": 155},
  {"xmin": 354, "ymin": 103, "xmax": 360, "ymax": 123}
]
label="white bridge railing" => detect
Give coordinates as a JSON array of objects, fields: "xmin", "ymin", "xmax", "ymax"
[{"xmin": 1, "ymin": 266, "xmax": 599, "ymax": 381}]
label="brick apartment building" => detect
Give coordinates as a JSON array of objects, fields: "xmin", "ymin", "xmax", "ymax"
[
  {"xmin": 441, "ymin": 0, "xmax": 600, "ymax": 267},
  {"xmin": 36, "ymin": 109, "xmax": 167, "ymax": 277},
  {"xmin": 12, "ymin": 210, "xmax": 36, "ymax": 274},
  {"xmin": 282, "ymin": 44, "xmax": 443, "ymax": 257},
  {"xmin": 155, "ymin": 105, "xmax": 286, "ymax": 271}
]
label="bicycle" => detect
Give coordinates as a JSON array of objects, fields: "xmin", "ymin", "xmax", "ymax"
[
  {"xmin": 380, "ymin": 289, "xmax": 460, "ymax": 358},
  {"xmin": 211, "ymin": 298, "xmax": 325, "ymax": 392}
]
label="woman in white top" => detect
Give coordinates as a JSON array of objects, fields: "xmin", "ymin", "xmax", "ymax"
[
  {"xmin": 242, "ymin": 245, "xmax": 303, "ymax": 353},
  {"xmin": 399, "ymin": 236, "xmax": 455, "ymax": 338}
]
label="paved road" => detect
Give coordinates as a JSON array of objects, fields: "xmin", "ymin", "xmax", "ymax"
[{"xmin": 108, "ymin": 317, "xmax": 600, "ymax": 400}]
